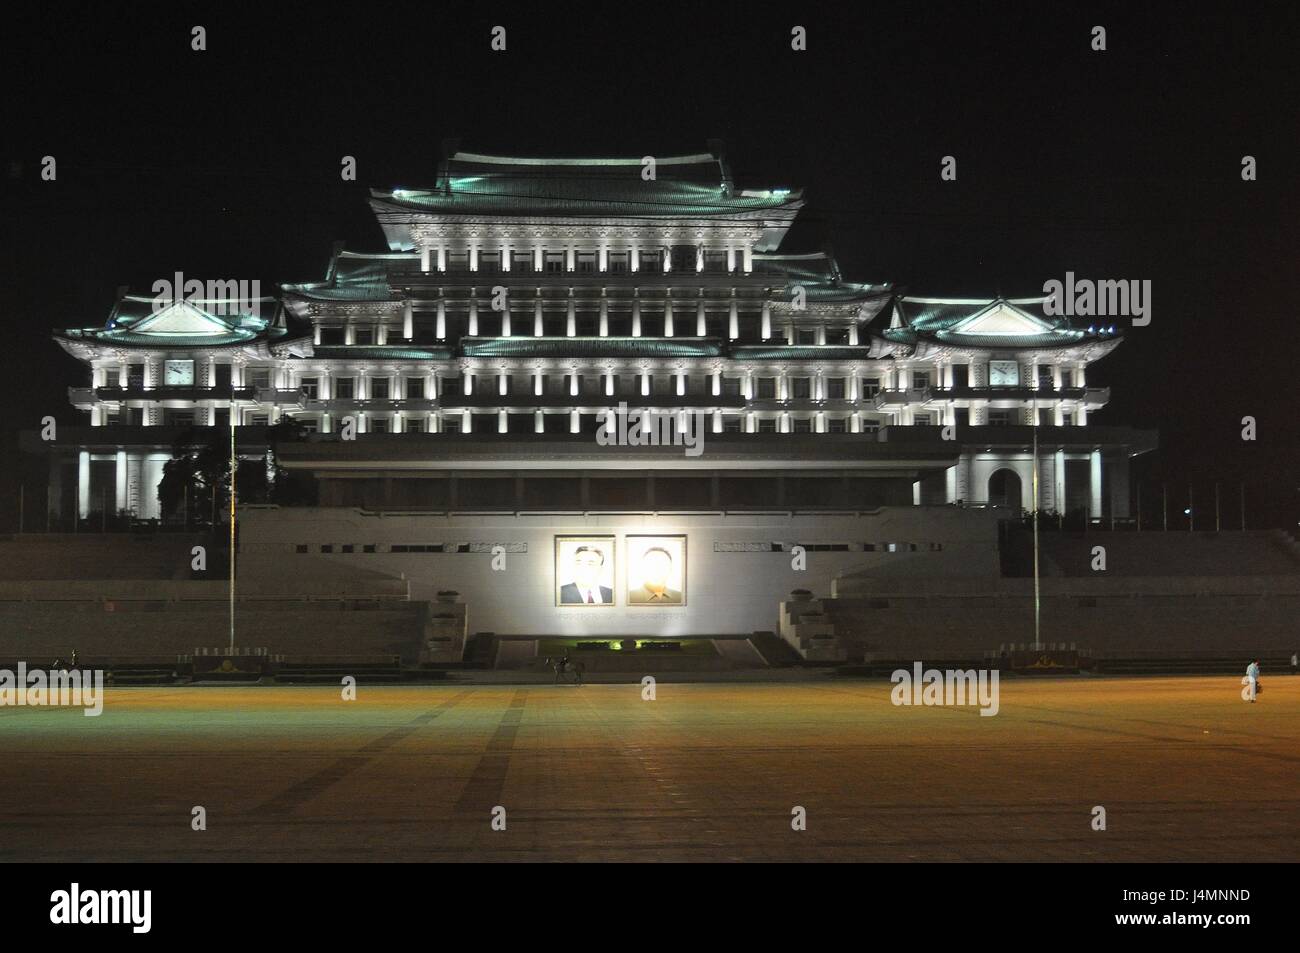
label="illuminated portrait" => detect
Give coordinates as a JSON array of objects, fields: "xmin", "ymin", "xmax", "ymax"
[
  {"xmin": 626, "ymin": 535, "xmax": 686, "ymax": 607},
  {"xmin": 555, "ymin": 536, "xmax": 616, "ymax": 607}
]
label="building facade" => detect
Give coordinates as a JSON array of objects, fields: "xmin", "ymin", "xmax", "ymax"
[{"xmin": 48, "ymin": 144, "xmax": 1152, "ymax": 527}]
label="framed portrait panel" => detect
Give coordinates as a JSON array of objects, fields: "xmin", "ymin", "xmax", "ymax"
[
  {"xmin": 555, "ymin": 536, "xmax": 616, "ymax": 607},
  {"xmin": 625, "ymin": 535, "xmax": 686, "ymax": 607}
]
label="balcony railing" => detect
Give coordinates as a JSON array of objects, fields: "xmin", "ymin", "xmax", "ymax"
[{"xmin": 92, "ymin": 385, "xmax": 257, "ymax": 401}]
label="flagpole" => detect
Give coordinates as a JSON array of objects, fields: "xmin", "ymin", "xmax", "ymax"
[
  {"xmin": 1032, "ymin": 411, "xmax": 1041, "ymax": 651},
  {"xmin": 229, "ymin": 400, "xmax": 236, "ymax": 652}
]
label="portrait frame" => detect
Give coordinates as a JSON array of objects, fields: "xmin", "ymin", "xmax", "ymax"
[
  {"xmin": 554, "ymin": 535, "xmax": 617, "ymax": 607},
  {"xmin": 624, "ymin": 534, "xmax": 687, "ymax": 607}
]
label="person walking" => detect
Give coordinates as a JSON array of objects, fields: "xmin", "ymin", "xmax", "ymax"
[{"xmin": 1246, "ymin": 659, "xmax": 1262, "ymax": 703}]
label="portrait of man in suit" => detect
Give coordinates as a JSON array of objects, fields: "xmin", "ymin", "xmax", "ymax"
[
  {"xmin": 627, "ymin": 536, "xmax": 686, "ymax": 606},
  {"xmin": 556, "ymin": 538, "xmax": 615, "ymax": 606}
]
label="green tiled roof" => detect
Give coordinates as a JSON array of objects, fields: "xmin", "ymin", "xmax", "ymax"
[
  {"xmin": 731, "ymin": 346, "xmax": 875, "ymax": 361},
  {"xmin": 310, "ymin": 345, "xmax": 452, "ymax": 360},
  {"xmin": 374, "ymin": 151, "xmax": 802, "ymax": 218},
  {"xmin": 56, "ymin": 328, "xmax": 266, "ymax": 348},
  {"xmin": 886, "ymin": 296, "xmax": 1115, "ymax": 349},
  {"xmin": 282, "ymin": 256, "xmax": 404, "ymax": 302},
  {"xmin": 463, "ymin": 336, "xmax": 723, "ymax": 358}
]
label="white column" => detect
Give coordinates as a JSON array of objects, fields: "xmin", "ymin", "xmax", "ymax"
[
  {"xmin": 742, "ymin": 245, "xmax": 753, "ymax": 273},
  {"xmin": 77, "ymin": 451, "xmax": 90, "ymax": 519},
  {"xmin": 605, "ymin": 373, "xmax": 615, "ymax": 397},
  {"xmin": 501, "ymin": 244, "xmax": 511, "ymax": 272},
  {"xmin": 498, "ymin": 410, "xmax": 508, "ymax": 433},
  {"xmin": 402, "ymin": 301, "xmax": 413, "ymax": 339},
  {"xmin": 436, "ymin": 300, "xmax": 446, "ymax": 339},
  {"xmin": 468, "ymin": 297, "xmax": 478, "ymax": 336},
  {"xmin": 664, "ymin": 301, "xmax": 674, "ymax": 337},
  {"xmin": 712, "ymin": 410, "xmax": 722, "ymax": 433},
  {"xmin": 849, "ymin": 324, "xmax": 859, "ymax": 345},
  {"xmin": 469, "ymin": 244, "xmax": 478, "ymax": 272},
  {"xmin": 599, "ymin": 246, "xmax": 608, "ymax": 272},
  {"xmin": 566, "ymin": 247, "xmax": 575, "ymax": 272},
  {"xmin": 463, "ymin": 373, "xmax": 473, "ymax": 396},
  {"xmin": 728, "ymin": 299, "xmax": 738, "ymax": 339},
  {"xmin": 533, "ymin": 246, "xmax": 543, "ymax": 271},
  {"xmin": 498, "ymin": 372, "xmax": 508, "ymax": 396},
  {"xmin": 115, "ymin": 451, "xmax": 127, "ymax": 512},
  {"xmin": 599, "ymin": 297, "xmax": 609, "ymax": 337},
  {"xmin": 676, "ymin": 372, "xmax": 686, "ymax": 396},
  {"xmin": 696, "ymin": 299, "xmax": 706, "ymax": 336},
  {"xmin": 1090, "ymin": 450, "xmax": 1103, "ymax": 520},
  {"xmin": 534, "ymin": 298, "xmax": 544, "ymax": 336},
  {"xmin": 632, "ymin": 299, "xmax": 642, "ymax": 337},
  {"xmin": 640, "ymin": 373, "xmax": 650, "ymax": 396},
  {"xmin": 501, "ymin": 306, "xmax": 512, "ymax": 337},
  {"xmin": 630, "ymin": 245, "xmax": 640, "ymax": 272},
  {"xmin": 712, "ymin": 371, "xmax": 721, "ymax": 396},
  {"xmin": 662, "ymin": 248, "xmax": 671, "ymax": 274},
  {"xmin": 569, "ymin": 372, "xmax": 579, "ymax": 397},
  {"xmin": 534, "ymin": 410, "xmax": 545, "ymax": 433},
  {"xmin": 761, "ymin": 302, "xmax": 771, "ymax": 339},
  {"xmin": 437, "ymin": 246, "xmax": 447, "ymax": 272},
  {"xmin": 421, "ymin": 247, "xmax": 432, "ymax": 273},
  {"xmin": 566, "ymin": 295, "xmax": 576, "ymax": 336},
  {"xmin": 570, "ymin": 410, "xmax": 580, "ymax": 433},
  {"xmin": 726, "ymin": 247, "xmax": 736, "ymax": 273}
]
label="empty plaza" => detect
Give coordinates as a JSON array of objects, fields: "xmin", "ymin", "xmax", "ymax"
[{"xmin": 1, "ymin": 675, "xmax": 1295, "ymax": 862}]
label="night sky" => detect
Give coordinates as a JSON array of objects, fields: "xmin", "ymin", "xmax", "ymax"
[{"xmin": 3, "ymin": 3, "xmax": 1297, "ymax": 529}]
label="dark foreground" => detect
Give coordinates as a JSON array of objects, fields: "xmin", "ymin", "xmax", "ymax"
[{"xmin": 1, "ymin": 676, "xmax": 1295, "ymax": 861}]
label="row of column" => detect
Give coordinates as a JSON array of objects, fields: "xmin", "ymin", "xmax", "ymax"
[{"xmin": 418, "ymin": 244, "xmax": 757, "ymax": 274}]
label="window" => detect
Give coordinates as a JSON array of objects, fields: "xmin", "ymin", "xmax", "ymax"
[
  {"xmin": 341, "ymin": 544, "xmax": 355, "ymax": 554},
  {"xmin": 370, "ymin": 377, "xmax": 390, "ymax": 399},
  {"xmin": 319, "ymin": 327, "xmax": 345, "ymax": 345},
  {"xmin": 353, "ymin": 326, "xmax": 375, "ymax": 346},
  {"xmin": 1061, "ymin": 369, "xmax": 1074, "ymax": 388},
  {"xmin": 826, "ymin": 328, "xmax": 850, "ymax": 346},
  {"xmin": 512, "ymin": 250, "xmax": 533, "ymax": 272},
  {"xmin": 796, "ymin": 329, "xmax": 816, "ymax": 345},
  {"xmin": 163, "ymin": 409, "xmax": 194, "ymax": 427},
  {"xmin": 913, "ymin": 413, "xmax": 933, "ymax": 426},
  {"xmin": 363, "ymin": 544, "xmax": 377, "ymax": 553},
  {"xmin": 861, "ymin": 377, "xmax": 880, "ymax": 397},
  {"xmin": 443, "ymin": 415, "xmax": 461, "ymax": 434},
  {"xmin": 912, "ymin": 372, "xmax": 931, "ymax": 389},
  {"xmin": 988, "ymin": 409, "xmax": 1013, "ymax": 426},
  {"xmin": 721, "ymin": 377, "xmax": 742, "ymax": 397},
  {"xmin": 250, "ymin": 368, "xmax": 271, "ymax": 389},
  {"xmin": 608, "ymin": 252, "xmax": 629, "ymax": 273},
  {"xmin": 640, "ymin": 249, "xmax": 662, "ymax": 272},
  {"xmin": 480, "ymin": 252, "xmax": 501, "ymax": 273},
  {"xmin": 320, "ymin": 544, "xmax": 333, "ymax": 554},
  {"xmin": 297, "ymin": 417, "xmax": 319, "ymax": 433},
  {"xmin": 335, "ymin": 377, "xmax": 356, "ymax": 399},
  {"xmin": 1037, "ymin": 367, "xmax": 1054, "ymax": 389},
  {"xmin": 757, "ymin": 377, "xmax": 777, "ymax": 399},
  {"xmin": 826, "ymin": 378, "xmax": 846, "ymax": 399},
  {"xmin": 247, "ymin": 413, "xmax": 269, "ymax": 427},
  {"xmin": 405, "ymin": 378, "xmax": 425, "ymax": 399},
  {"xmin": 792, "ymin": 378, "xmax": 811, "ymax": 399},
  {"xmin": 577, "ymin": 252, "xmax": 596, "ymax": 273},
  {"xmin": 300, "ymin": 376, "xmax": 319, "ymax": 398},
  {"xmin": 758, "ymin": 418, "xmax": 777, "ymax": 433},
  {"xmin": 828, "ymin": 417, "xmax": 847, "ymax": 433},
  {"xmin": 1062, "ymin": 410, "xmax": 1075, "ymax": 426},
  {"xmin": 405, "ymin": 418, "xmax": 425, "ymax": 433},
  {"xmin": 369, "ymin": 416, "xmax": 389, "ymax": 433},
  {"xmin": 723, "ymin": 417, "xmax": 742, "ymax": 433},
  {"xmin": 792, "ymin": 417, "xmax": 812, "ymax": 433},
  {"xmin": 545, "ymin": 252, "xmax": 565, "ymax": 273},
  {"xmin": 862, "ymin": 419, "xmax": 881, "ymax": 435},
  {"xmin": 295, "ymin": 544, "xmax": 308, "ymax": 554}
]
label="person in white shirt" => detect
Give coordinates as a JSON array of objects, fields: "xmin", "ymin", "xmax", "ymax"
[{"xmin": 1245, "ymin": 659, "xmax": 1262, "ymax": 702}]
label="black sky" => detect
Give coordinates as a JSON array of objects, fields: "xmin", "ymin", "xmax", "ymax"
[{"xmin": 3, "ymin": 2, "xmax": 1297, "ymax": 528}]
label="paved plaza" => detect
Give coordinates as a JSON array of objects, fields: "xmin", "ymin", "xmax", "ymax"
[{"xmin": 1, "ymin": 675, "xmax": 1295, "ymax": 861}]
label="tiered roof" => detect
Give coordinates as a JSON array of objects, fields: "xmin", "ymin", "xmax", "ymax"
[
  {"xmin": 878, "ymin": 296, "xmax": 1122, "ymax": 353},
  {"xmin": 55, "ymin": 294, "xmax": 288, "ymax": 355}
]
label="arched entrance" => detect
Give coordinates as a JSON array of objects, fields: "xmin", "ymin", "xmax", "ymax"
[{"xmin": 988, "ymin": 468, "xmax": 1023, "ymax": 511}]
